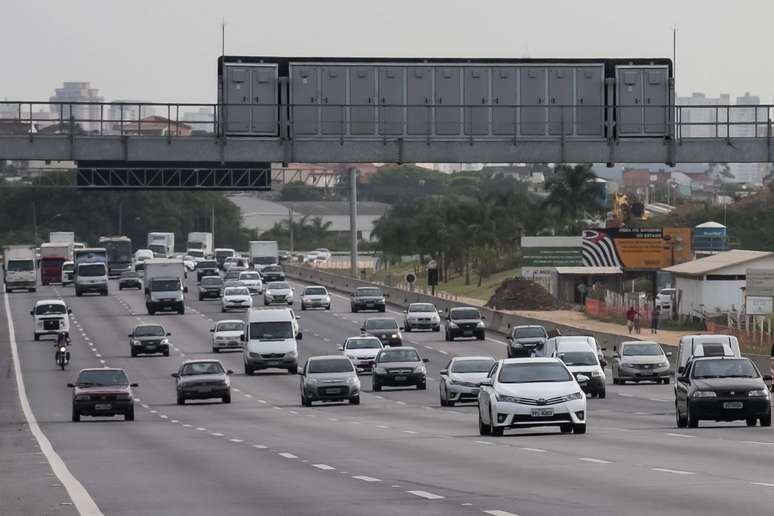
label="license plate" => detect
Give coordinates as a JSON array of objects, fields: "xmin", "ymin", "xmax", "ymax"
[
  {"xmin": 463, "ymin": 331, "xmax": 473, "ymax": 336},
  {"xmin": 394, "ymin": 375, "xmax": 407, "ymax": 381},
  {"xmin": 268, "ymin": 361, "xmax": 280, "ymax": 366},
  {"xmin": 366, "ymin": 303, "xmax": 374, "ymax": 307},
  {"xmin": 325, "ymin": 388, "xmax": 342, "ymax": 395},
  {"xmin": 145, "ymin": 345, "xmax": 156, "ymax": 350},
  {"xmin": 723, "ymin": 402, "xmax": 743, "ymax": 409},
  {"xmin": 94, "ymin": 403, "xmax": 112, "ymax": 410},
  {"xmin": 531, "ymin": 408, "xmax": 554, "ymax": 417},
  {"xmin": 196, "ymin": 387, "xmax": 212, "ymax": 393}
]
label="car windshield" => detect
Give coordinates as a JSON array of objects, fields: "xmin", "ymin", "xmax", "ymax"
[
  {"xmin": 200, "ymin": 261, "xmax": 218, "ymax": 269},
  {"xmin": 308, "ymin": 359, "xmax": 354, "ymax": 374},
  {"xmin": 514, "ymin": 327, "xmax": 546, "ymax": 339},
  {"xmin": 346, "ymin": 338, "xmax": 382, "ymax": 350},
  {"xmin": 240, "ymin": 273, "xmax": 260, "ymax": 280},
  {"xmin": 201, "ymin": 277, "xmax": 223, "ymax": 286},
  {"xmin": 225, "ymin": 271, "xmax": 240, "ymax": 279},
  {"xmin": 452, "ymin": 359, "xmax": 496, "ymax": 373},
  {"xmin": 268, "ymin": 282, "xmax": 290, "ymax": 290},
  {"xmin": 76, "ymin": 369, "xmax": 129, "ymax": 387},
  {"xmin": 180, "ymin": 362, "xmax": 225, "ymax": 376},
  {"xmin": 78, "ymin": 263, "xmax": 106, "ymax": 277},
  {"xmin": 8, "ymin": 260, "xmax": 34, "ymax": 272},
  {"xmin": 253, "ymin": 257, "xmax": 276, "ymax": 265},
  {"xmin": 263, "ymin": 266, "xmax": 281, "ymax": 272},
  {"xmin": 692, "ymin": 359, "xmax": 758, "ymax": 379},
  {"xmin": 558, "ymin": 351, "xmax": 598, "ymax": 366},
  {"xmin": 249, "ymin": 321, "xmax": 293, "ymax": 340},
  {"xmin": 35, "ymin": 303, "xmax": 66, "ymax": 315},
  {"xmin": 62, "ymin": 264, "xmax": 74, "ymax": 272},
  {"xmin": 499, "ymin": 362, "xmax": 572, "ymax": 383},
  {"xmin": 356, "ymin": 288, "xmax": 382, "ymax": 297},
  {"xmin": 305, "ymin": 287, "xmax": 327, "ymax": 295},
  {"xmin": 451, "ymin": 309, "xmax": 480, "ymax": 320},
  {"xmin": 409, "ymin": 303, "xmax": 435, "ymax": 312},
  {"xmin": 120, "ymin": 272, "xmax": 138, "ymax": 278},
  {"xmin": 151, "ymin": 279, "xmax": 179, "ymax": 291},
  {"xmin": 216, "ymin": 322, "xmax": 243, "ymax": 332},
  {"xmin": 366, "ymin": 319, "xmax": 398, "ymax": 330},
  {"xmin": 134, "ymin": 326, "xmax": 165, "ymax": 337},
  {"xmin": 378, "ymin": 350, "xmax": 420, "ymax": 363},
  {"xmin": 188, "ymin": 250, "xmax": 204, "ymax": 257},
  {"xmin": 622, "ymin": 343, "xmax": 663, "ymax": 356},
  {"xmin": 225, "ymin": 287, "xmax": 249, "ymax": 296}
]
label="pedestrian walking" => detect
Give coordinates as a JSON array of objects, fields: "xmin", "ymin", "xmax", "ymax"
[
  {"xmin": 626, "ymin": 306, "xmax": 636, "ymax": 334},
  {"xmin": 651, "ymin": 306, "xmax": 661, "ymax": 334},
  {"xmin": 633, "ymin": 309, "xmax": 641, "ymax": 335}
]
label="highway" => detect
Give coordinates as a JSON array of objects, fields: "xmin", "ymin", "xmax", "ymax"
[{"xmin": 3, "ymin": 277, "xmax": 774, "ymax": 516}]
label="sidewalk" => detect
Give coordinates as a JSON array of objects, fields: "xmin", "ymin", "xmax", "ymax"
[{"xmin": 504, "ymin": 309, "xmax": 690, "ymax": 348}]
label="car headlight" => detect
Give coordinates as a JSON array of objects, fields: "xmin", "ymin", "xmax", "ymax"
[
  {"xmin": 449, "ymin": 322, "xmax": 458, "ymax": 328},
  {"xmin": 115, "ymin": 393, "xmax": 131, "ymax": 401},
  {"xmin": 132, "ymin": 339, "xmax": 140, "ymax": 345},
  {"xmin": 325, "ymin": 296, "xmax": 331, "ymax": 302},
  {"xmin": 161, "ymin": 338, "xmax": 169, "ymax": 345},
  {"xmin": 75, "ymin": 394, "xmax": 91, "ymax": 401},
  {"xmin": 566, "ymin": 391, "xmax": 584, "ymax": 401},
  {"xmin": 307, "ymin": 377, "xmax": 319, "ymax": 384},
  {"xmin": 477, "ymin": 321, "xmax": 485, "ymax": 328},
  {"xmin": 347, "ymin": 354, "xmax": 358, "ymax": 361},
  {"xmin": 249, "ymin": 352, "xmax": 261, "ymax": 358},
  {"xmin": 692, "ymin": 391, "xmax": 717, "ymax": 398},
  {"xmin": 287, "ymin": 350, "xmax": 297, "ymax": 358},
  {"xmin": 496, "ymin": 394, "xmax": 519, "ymax": 403},
  {"xmin": 265, "ymin": 293, "xmax": 273, "ymax": 298},
  {"xmin": 748, "ymin": 389, "xmax": 770, "ymax": 397},
  {"xmin": 591, "ymin": 370, "xmax": 603, "ymax": 377},
  {"xmin": 347, "ymin": 376, "xmax": 359, "ymax": 385},
  {"xmin": 391, "ymin": 334, "xmax": 398, "ymax": 339},
  {"xmin": 414, "ymin": 365, "xmax": 426, "ymax": 374},
  {"xmin": 374, "ymin": 366, "xmax": 386, "ymax": 374},
  {"xmin": 656, "ymin": 362, "xmax": 668, "ymax": 368}
]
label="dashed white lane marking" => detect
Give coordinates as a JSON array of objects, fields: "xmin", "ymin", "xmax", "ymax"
[
  {"xmin": 665, "ymin": 433, "xmax": 695, "ymax": 439},
  {"xmin": 243, "ymin": 393, "xmax": 253, "ymax": 398},
  {"xmin": 99, "ymin": 360, "xmax": 106, "ymax": 364},
  {"xmin": 439, "ymin": 350, "xmax": 448, "ymax": 355},
  {"xmin": 233, "ymin": 388, "xmax": 241, "ymax": 392},
  {"xmin": 182, "ymin": 424, "xmax": 192, "ymax": 428},
  {"xmin": 375, "ymin": 425, "xmax": 389, "ymax": 429},
  {"xmin": 648, "ymin": 398, "xmax": 670, "ymax": 402},
  {"xmin": 396, "ymin": 401, "xmax": 407, "ymax": 405},
  {"xmin": 211, "ymin": 432, "xmax": 224, "ymax": 437},
  {"xmin": 752, "ymin": 482, "xmax": 774, "ymax": 488},
  {"xmin": 519, "ymin": 447, "xmax": 547, "ymax": 453},
  {"xmin": 407, "ymin": 490, "xmax": 445, "ymax": 500},
  {"xmin": 170, "ymin": 419, "xmax": 179, "ymax": 424},
  {"xmin": 95, "ymin": 353, "xmax": 102, "ymax": 358},
  {"xmin": 252, "ymin": 445, "xmax": 268, "ymax": 449},
  {"xmin": 229, "ymin": 438, "xmax": 244, "ymax": 443},
  {"xmin": 196, "ymin": 427, "xmax": 206, "ymax": 431},
  {"xmin": 618, "ymin": 393, "xmax": 634, "ymax": 397},
  {"xmin": 279, "ymin": 452, "xmax": 298, "ymax": 459},
  {"xmin": 258, "ymin": 400, "xmax": 267, "ymax": 404},
  {"xmin": 141, "ymin": 404, "xmax": 149, "ymax": 409},
  {"xmin": 328, "ymin": 417, "xmax": 339, "ymax": 421},
  {"xmin": 159, "ymin": 415, "xmax": 168, "ymax": 419},
  {"xmin": 424, "ymin": 345, "xmax": 434, "ymax": 350},
  {"xmin": 474, "ymin": 440, "xmax": 494, "ymax": 445},
  {"xmin": 651, "ymin": 467, "xmax": 694, "ymax": 475},
  {"xmin": 352, "ymin": 475, "xmax": 381, "ymax": 482},
  {"xmin": 484, "ymin": 511, "xmax": 520, "ymax": 516},
  {"xmin": 313, "ymin": 464, "xmax": 336, "ymax": 470},
  {"xmin": 403, "ymin": 430, "xmax": 418, "ymax": 434},
  {"xmin": 578, "ymin": 457, "xmax": 612, "ymax": 464}
]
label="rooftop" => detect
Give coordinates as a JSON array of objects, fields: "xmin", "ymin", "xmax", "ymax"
[
  {"xmin": 663, "ymin": 250, "xmax": 773, "ymax": 276},
  {"xmin": 554, "ymin": 266, "xmax": 622, "ymax": 275}
]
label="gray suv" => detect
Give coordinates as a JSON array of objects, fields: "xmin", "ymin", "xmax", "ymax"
[{"xmin": 507, "ymin": 325, "xmax": 548, "ymax": 358}]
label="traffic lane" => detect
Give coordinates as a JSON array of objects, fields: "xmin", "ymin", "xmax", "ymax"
[
  {"xmin": 50, "ymin": 289, "xmax": 474, "ymax": 516},
  {"xmin": 0, "ymin": 289, "xmax": 80, "ymax": 516}
]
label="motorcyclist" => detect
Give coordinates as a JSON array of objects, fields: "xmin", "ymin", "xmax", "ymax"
[{"xmin": 55, "ymin": 331, "xmax": 71, "ymax": 365}]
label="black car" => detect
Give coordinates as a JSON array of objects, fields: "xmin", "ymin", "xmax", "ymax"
[
  {"xmin": 445, "ymin": 307, "xmax": 486, "ymax": 341},
  {"xmin": 197, "ymin": 260, "xmax": 219, "ymax": 281},
  {"xmin": 372, "ymin": 347, "xmax": 429, "ymax": 391},
  {"xmin": 198, "ymin": 276, "xmax": 224, "ymax": 300},
  {"xmin": 361, "ymin": 318, "xmax": 403, "ymax": 347},
  {"xmin": 261, "ymin": 265, "xmax": 285, "ymax": 283},
  {"xmin": 351, "ymin": 287, "xmax": 386, "ymax": 313},
  {"xmin": 675, "ymin": 357, "xmax": 772, "ymax": 428},
  {"xmin": 507, "ymin": 325, "xmax": 548, "ymax": 357},
  {"xmin": 173, "ymin": 360, "xmax": 232, "ymax": 405},
  {"xmin": 129, "ymin": 324, "xmax": 171, "ymax": 357},
  {"xmin": 278, "ymin": 250, "xmax": 291, "ymax": 262},
  {"xmin": 118, "ymin": 271, "xmax": 142, "ymax": 290},
  {"xmin": 69, "ymin": 368, "xmax": 138, "ymax": 422}
]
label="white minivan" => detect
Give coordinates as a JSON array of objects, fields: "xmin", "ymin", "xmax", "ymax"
[
  {"xmin": 31, "ymin": 299, "xmax": 71, "ymax": 341},
  {"xmin": 544, "ymin": 335, "xmax": 607, "ymax": 367},
  {"xmin": 243, "ymin": 308, "xmax": 302, "ymax": 375},
  {"xmin": 547, "ymin": 338, "xmax": 607, "ymax": 398},
  {"xmin": 674, "ymin": 334, "xmax": 741, "ymax": 377}
]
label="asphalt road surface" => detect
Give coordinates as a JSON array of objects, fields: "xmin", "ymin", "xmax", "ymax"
[{"xmin": 3, "ymin": 277, "xmax": 774, "ymax": 516}]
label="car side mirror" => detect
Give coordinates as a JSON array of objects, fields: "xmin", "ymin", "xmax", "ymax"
[
  {"xmin": 666, "ymin": 351, "xmax": 673, "ymax": 357},
  {"xmin": 183, "ymin": 286, "xmax": 189, "ymax": 293},
  {"xmin": 479, "ymin": 378, "xmax": 493, "ymax": 387},
  {"xmin": 166, "ymin": 332, "xmax": 171, "ymax": 336},
  {"xmin": 226, "ymin": 370, "xmax": 234, "ymax": 375},
  {"xmin": 422, "ymin": 358, "xmax": 430, "ymax": 363},
  {"xmin": 600, "ymin": 347, "xmax": 607, "ymax": 352},
  {"xmin": 507, "ymin": 336, "xmax": 512, "ymax": 341},
  {"xmin": 171, "ymin": 373, "xmax": 179, "ymax": 378},
  {"xmin": 295, "ymin": 314, "xmax": 301, "ymax": 319},
  {"xmin": 337, "ymin": 344, "xmax": 344, "ymax": 351},
  {"xmin": 614, "ymin": 352, "xmax": 620, "ymax": 359},
  {"xmin": 403, "ymin": 310, "xmax": 407, "ymax": 314},
  {"xmin": 298, "ymin": 370, "xmax": 305, "ymax": 376},
  {"xmin": 240, "ymin": 334, "xmax": 245, "ymax": 342},
  {"xmin": 210, "ymin": 329, "xmax": 214, "ymax": 332},
  {"xmin": 67, "ymin": 383, "xmax": 75, "ymax": 388},
  {"xmin": 130, "ymin": 383, "xmax": 139, "ymax": 388},
  {"xmin": 576, "ymin": 374, "xmax": 590, "ymax": 384},
  {"xmin": 384, "ymin": 294, "xmax": 390, "ymax": 298},
  {"xmin": 360, "ymin": 326, "xmax": 365, "ymax": 332},
  {"xmin": 600, "ymin": 358, "xmax": 608, "ymax": 368},
  {"xmin": 399, "ymin": 327, "xmax": 405, "ymax": 331},
  {"xmin": 440, "ymin": 369, "xmax": 448, "ymax": 376},
  {"xmin": 481, "ymin": 315, "xmax": 486, "ymax": 320},
  {"xmin": 296, "ymin": 332, "xmax": 303, "ymax": 340},
  {"xmin": 128, "ymin": 333, "xmax": 133, "ymax": 338},
  {"xmin": 30, "ymin": 310, "xmax": 34, "ymax": 316},
  {"xmin": 68, "ymin": 308, "xmax": 72, "ymax": 314},
  {"xmin": 678, "ymin": 376, "xmax": 690, "ymax": 384},
  {"xmin": 764, "ymin": 375, "xmax": 773, "ymax": 382},
  {"xmin": 677, "ymin": 366, "xmax": 684, "ymax": 374},
  {"xmin": 507, "ymin": 323, "xmax": 511, "ymax": 329}
]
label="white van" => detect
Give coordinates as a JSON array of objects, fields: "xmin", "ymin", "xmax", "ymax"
[
  {"xmin": 549, "ymin": 339, "xmax": 607, "ymax": 398},
  {"xmin": 675, "ymin": 334, "xmax": 741, "ymax": 376},
  {"xmin": 544, "ymin": 335, "xmax": 607, "ymax": 367},
  {"xmin": 243, "ymin": 309, "xmax": 302, "ymax": 375},
  {"xmin": 31, "ymin": 299, "xmax": 71, "ymax": 341}
]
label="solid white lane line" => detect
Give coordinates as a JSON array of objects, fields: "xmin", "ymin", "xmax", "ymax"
[
  {"xmin": 578, "ymin": 457, "xmax": 612, "ymax": 464},
  {"xmin": 519, "ymin": 447, "xmax": 547, "ymax": 453},
  {"xmin": 279, "ymin": 452, "xmax": 298, "ymax": 459},
  {"xmin": 211, "ymin": 432, "xmax": 224, "ymax": 437},
  {"xmin": 407, "ymin": 490, "xmax": 444, "ymax": 500},
  {"xmin": 648, "ymin": 398, "xmax": 670, "ymax": 402},
  {"xmin": 313, "ymin": 464, "xmax": 336, "ymax": 470},
  {"xmin": 197, "ymin": 427, "xmax": 206, "ymax": 431},
  {"xmin": 651, "ymin": 467, "xmax": 694, "ymax": 475},
  {"xmin": 474, "ymin": 440, "xmax": 493, "ymax": 445},
  {"xmin": 665, "ymin": 433, "xmax": 695, "ymax": 439},
  {"xmin": 403, "ymin": 430, "xmax": 418, "ymax": 434},
  {"xmin": 3, "ymin": 293, "xmax": 104, "ymax": 516},
  {"xmin": 252, "ymin": 445, "xmax": 267, "ymax": 449},
  {"xmin": 352, "ymin": 475, "xmax": 381, "ymax": 482},
  {"xmin": 752, "ymin": 482, "xmax": 774, "ymax": 487},
  {"xmin": 618, "ymin": 393, "xmax": 634, "ymax": 397},
  {"xmin": 229, "ymin": 439, "xmax": 244, "ymax": 443},
  {"xmin": 484, "ymin": 511, "xmax": 520, "ymax": 516},
  {"xmin": 396, "ymin": 401, "xmax": 407, "ymax": 405}
]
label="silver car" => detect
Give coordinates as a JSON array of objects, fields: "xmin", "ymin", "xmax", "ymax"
[
  {"xmin": 439, "ymin": 356, "xmax": 496, "ymax": 406},
  {"xmin": 338, "ymin": 336, "xmax": 383, "ymax": 372},
  {"xmin": 300, "ymin": 356, "xmax": 361, "ymax": 406},
  {"xmin": 264, "ymin": 281, "xmax": 294, "ymax": 306},
  {"xmin": 612, "ymin": 341, "xmax": 672, "ymax": 385}
]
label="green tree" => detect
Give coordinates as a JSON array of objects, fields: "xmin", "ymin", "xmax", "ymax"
[{"xmin": 542, "ymin": 164, "xmax": 601, "ymax": 235}]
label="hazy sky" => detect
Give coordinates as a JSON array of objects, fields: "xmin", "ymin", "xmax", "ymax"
[{"xmin": 3, "ymin": 0, "xmax": 774, "ymax": 103}]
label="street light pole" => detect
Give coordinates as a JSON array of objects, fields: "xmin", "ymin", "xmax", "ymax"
[
  {"xmin": 349, "ymin": 167, "xmax": 359, "ymax": 279},
  {"xmin": 32, "ymin": 201, "xmax": 38, "ymax": 243}
]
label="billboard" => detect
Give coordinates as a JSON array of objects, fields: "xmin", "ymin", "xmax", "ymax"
[
  {"xmin": 582, "ymin": 228, "xmax": 692, "ymax": 270},
  {"xmin": 746, "ymin": 269, "xmax": 774, "ymax": 297},
  {"xmin": 521, "ymin": 237, "xmax": 583, "ymax": 267}
]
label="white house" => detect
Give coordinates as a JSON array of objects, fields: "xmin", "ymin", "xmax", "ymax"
[{"xmin": 664, "ymin": 250, "xmax": 774, "ymax": 316}]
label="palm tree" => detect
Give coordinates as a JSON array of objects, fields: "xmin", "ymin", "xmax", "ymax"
[{"xmin": 542, "ymin": 164, "xmax": 601, "ymax": 234}]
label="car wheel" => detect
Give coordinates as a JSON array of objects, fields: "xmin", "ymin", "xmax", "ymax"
[
  {"xmin": 163, "ymin": 350, "xmax": 170, "ymax": 357},
  {"xmin": 440, "ymin": 397, "xmax": 448, "ymax": 407},
  {"xmin": 560, "ymin": 423, "xmax": 573, "ymax": 433},
  {"xmin": 119, "ymin": 286, "xmax": 123, "ymax": 291},
  {"xmin": 326, "ymin": 305, "xmax": 331, "ymax": 311},
  {"xmin": 433, "ymin": 326, "xmax": 440, "ymax": 332},
  {"xmin": 379, "ymin": 307, "xmax": 386, "ymax": 313},
  {"xmin": 301, "ymin": 304, "xmax": 306, "ymax": 311},
  {"xmin": 597, "ymin": 389, "xmax": 606, "ymax": 399},
  {"xmin": 34, "ymin": 333, "xmax": 40, "ymax": 342},
  {"xmin": 177, "ymin": 394, "xmax": 185, "ymax": 405},
  {"xmin": 372, "ymin": 381, "xmax": 381, "ymax": 392},
  {"xmin": 447, "ymin": 399, "xmax": 455, "ymax": 407},
  {"xmin": 287, "ymin": 366, "xmax": 298, "ymax": 375},
  {"xmin": 490, "ymin": 424, "xmax": 504, "ymax": 437},
  {"xmin": 349, "ymin": 395, "xmax": 360, "ymax": 405},
  {"xmin": 404, "ymin": 324, "xmax": 411, "ymax": 332},
  {"xmin": 71, "ymin": 408, "xmax": 80, "ymax": 422},
  {"xmin": 264, "ymin": 301, "xmax": 269, "ymax": 306},
  {"xmin": 675, "ymin": 402, "xmax": 687, "ymax": 428},
  {"xmin": 212, "ymin": 347, "xmax": 218, "ymax": 353},
  {"xmin": 417, "ymin": 381, "xmax": 426, "ymax": 391},
  {"xmin": 746, "ymin": 417, "xmax": 757, "ymax": 427},
  {"xmin": 301, "ymin": 395, "xmax": 311, "ymax": 407},
  {"xmin": 351, "ymin": 307, "xmax": 358, "ymax": 313},
  {"xmin": 198, "ymin": 294, "xmax": 203, "ymax": 301},
  {"xmin": 477, "ymin": 333, "xmax": 485, "ymax": 341},
  {"xmin": 612, "ymin": 377, "xmax": 619, "ymax": 385},
  {"xmin": 662, "ymin": 378, "xmax": 670, "ymax": 385},
  {"xmin": 244, "ymin": 364, "xmax": 254, "ymax": 376},
  {"xmin": 761, "ymin": 412, "xmax": 772, "ymax": 427},
  {"xmin": 131, "ymin": 348, "xmax": 137, "ymax": 357},
  {"xmin": 687, "ymin": 404, "xmax": 699, "ymax": 428},
  {"xmin": 573, "ymin": 424, "xmax": 587, "ymax": 434},
  {"xmin": 223, "ymin": 393, "xmax": 231, "ymax": 404},
  {"xmin": 125, "ymin": 407, "xmax": 135, "ymax": 421},
  {"xmin": 478, "ymin": 412, "xmax": 491, "ymax": 436}
]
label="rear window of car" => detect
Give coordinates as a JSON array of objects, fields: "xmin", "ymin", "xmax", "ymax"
[
  {"xmin": 268, "ymin": 282, "xmax": 290, "ymax": 289},
  {"xmin": 451, "ymin": 359, "xmax": 495, "ymax": 373}
]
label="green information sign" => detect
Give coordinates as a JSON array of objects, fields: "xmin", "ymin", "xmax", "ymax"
[{"xmin": 522, "ymin": 247, "xmax": 583, "ymax": 267}]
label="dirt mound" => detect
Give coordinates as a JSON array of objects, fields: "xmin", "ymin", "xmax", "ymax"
[{"xmin": 486, "ymin": 278, "xmax": 566, "ymax": 311}]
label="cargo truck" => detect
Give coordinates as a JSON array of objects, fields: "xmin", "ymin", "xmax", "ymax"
[
  {"xmin": 249, "ymin": 241, "xmax": 279, "ymax": 271},
  {"xmin": 2, "ymin": 246, "xmax": 37, "ymax": 293},
  {"xmin": 143, "ymin": 258, "xmax": 187, "ymax": 315},
  {"xmin": 187, "ymin": 232, "xmax": 213, "ymax": 258},
  {"xmin": 147, "ymin": 232, "xmax": 175, "ymax": 258},
  {"xmin": 49, "ymin": 232, "xmax": 75, "ymax": 244},
  {"xmin": 99, "ymin": 236, "xmax": 133, "ymax": 277},
  {"xmin": 73, "ymin": 248, "xmax": 108, "ymax": 296},
  {"xmin": 40, "ymin": 242, "xmax": 74, "ymax": 285}
]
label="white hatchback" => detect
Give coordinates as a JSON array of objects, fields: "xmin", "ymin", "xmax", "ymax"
[
  {"xmin": 478, "ymin": 358, "xmax": 588, "ymax": 436},
  {"xmin": 210, "ymin": 319, "xmax": 245, "ymax": 353},
  {"xmin": 300, "ymin": 286, "xmax": 331, "ymax": 310},
  {"xmin": 221, "ymin": 287, "xmax": 253, "ymax": 313}
]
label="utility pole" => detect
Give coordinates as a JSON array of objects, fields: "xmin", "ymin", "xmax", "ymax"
[
  {"xmin": 118, "ymin": 201, "xmax": 123, "ymax": 235},
  {"xmin": 349, "ymin": 167, "xmax": 359, "ymax": 279},
  {"xmin": 288, "ymin": 208, "xmax": 295, "ymax": 254},
  {"xmin": 211, "ymin": 205, "xmax": 215, "ymax": 245},
  {"xmin": 32, "ymin": 201, "xmax": 38, "ymax": 243}
]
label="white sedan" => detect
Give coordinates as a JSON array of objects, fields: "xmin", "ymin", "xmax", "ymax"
[
  {"xmin": 300, "ymin": 286, "xmax": 331, "ymax": 310},
  {"xmin": 403, "ymin": 302, "xmax": 441, "ymax": 332},
  {"xmin": 210, "ymin": 319, "xmax": 245, "ymax": 353},
  {"xmin": 478, "ymin": 358, "xmax": 588, "ymax": 436},
  {"xmin": 221, "ymin": 286, "xmax": 253, "ymax": 313}
]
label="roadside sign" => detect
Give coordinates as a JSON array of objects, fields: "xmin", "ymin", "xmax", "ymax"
[
  {"xmin": 746, "ymin": 269, "xmax": 774, "ymax": 297},
  {"xmin": 405, "ymin": 273, "xmax": 416, "ymax": 284},
  {"xmin": 746, "ymin": 296, "xmax": 773, "ymax": 315}
]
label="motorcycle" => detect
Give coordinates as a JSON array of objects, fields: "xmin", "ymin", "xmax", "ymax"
[{"xmin": 54, "ymin": 333, "xmax": 71, "ymax": 370}]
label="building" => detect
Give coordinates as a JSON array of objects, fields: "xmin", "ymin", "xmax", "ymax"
[
  {"xmin": 181, "ymin": 107, "xmax": 215, "ymax": 134},
  {"xmin": 115, "ymin": 116, "xmax": 192, "ymax": 136},
  {"xmin": 728, "ymin": 93, "xmax": 768, "ymax": 185},
  {"xmin": 49, "ymin": 82, "xmax": 104, "ymax": 132},
  {"xmin": 106, "ymin": 101, "xmax": 157, "ymax": 130},
  {"xmin": 676, "ymin": 92, "xmax": 730, "ymax": 138},
  {"xmin": 663, "ymin": 250, "xmax": 774, "ymax": 316}
]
